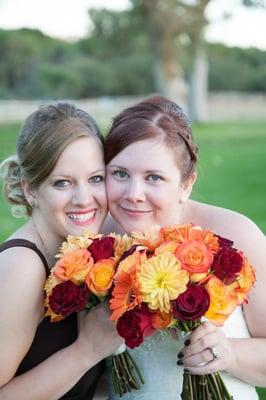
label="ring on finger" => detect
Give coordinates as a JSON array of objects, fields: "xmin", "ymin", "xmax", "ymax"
[{"xmin": 206, "ymin": 346, "xmax": 219, "ymax": 361}]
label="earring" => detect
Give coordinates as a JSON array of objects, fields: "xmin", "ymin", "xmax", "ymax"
[{"xmin": 29, "ymin": 198, "xmax": 38, "ymax": 208}]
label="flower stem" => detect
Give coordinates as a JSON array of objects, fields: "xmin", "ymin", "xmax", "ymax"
[{"xmin": 111, "ymin": 351, "xmax": 144, "ymax": 396}]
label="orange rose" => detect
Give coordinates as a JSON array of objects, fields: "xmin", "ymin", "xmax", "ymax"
[
  {"xmin": 205, "ymin": 276, "xmax": 238, "ymax": 326},
  {"xmin": 151, "ymin": 310, "xmax": 173, "ymax": 329},
  {"xmin": 175, "ymin": 240, "xmax": 213, "ymax": 273},
  {"xmin": 85, "ymin": 258, "xmax": 116, "ymax": 296},
  {"xmin": 53, "ymin": 248, "xmax": 93, "ymax": 284},
  {"xmin": 229, "ymin": 257, "xmax": 256, "ymax": 304}
]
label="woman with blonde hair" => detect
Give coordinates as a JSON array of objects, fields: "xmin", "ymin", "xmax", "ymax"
[{"xmin": 0, "ymin": 103, "xmax": 123, "ymax": 399}]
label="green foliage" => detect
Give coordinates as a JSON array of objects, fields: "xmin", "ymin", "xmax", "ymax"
[
  {"xmin": 0, "ymin": 22, "xmax": 265, "ymax": 98},
  {"xmin": 0, "ymin": 28, "xmax": 76, "ymax": 98},
  {"xmin": 192, "ymin": 120, "xmax": 266, "ymax": 233},
  {"xmin": 208, "ymin": 43, "xmax": 266, "ymax": 92}
]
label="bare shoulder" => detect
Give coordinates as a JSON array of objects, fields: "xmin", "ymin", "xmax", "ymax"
[
  {"xmin": 101, "ymin": 213, "xmax": 124, "ymax": 235},
  {"xmin": 0, "ymin": 246, "xmax": 47, "ymax": 384},
  {"xmin": 0, "ymin": 245, "xmax": 47, "ymax": 285},
  {"xmin": 0, "ymin": 245, "xmax": 47, "ymax": 323},
  {"xmin": 187, "ymin": 200, "xmax": 265, "ymax": 249}
]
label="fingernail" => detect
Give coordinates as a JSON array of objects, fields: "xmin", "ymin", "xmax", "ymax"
[
  {"xmin": 177, "ymin": 352, "xmax": 184, "ymax": 359},
  {"xmin": 184, "ymin": 339, "xmax": 190, "ymax": 346},
  {"xmin": 177, "ymin": 360, "xmax": 183, "ymax": 365}
]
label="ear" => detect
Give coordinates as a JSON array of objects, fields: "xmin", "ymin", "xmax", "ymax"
[
  {"xmin": 179, "ymin": 172, "xmax": 197, "ymax": 204},
  {"xmin": 21, "ymin": 180, "xmax": 38, "ymax": 207}
]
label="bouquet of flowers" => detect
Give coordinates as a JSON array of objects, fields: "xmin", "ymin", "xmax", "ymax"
[
  {"xmin": 44, "ymin": 231, "xmax": 144, "ymax": 394},
  {"xmin": 109, "ymin": 223, "xmax": 256, "ymax": 399}
]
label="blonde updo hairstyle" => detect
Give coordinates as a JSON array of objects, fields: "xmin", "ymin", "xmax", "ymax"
[{"xmin": 1, "ymin": 103, "xmax": 103, "ymax": 217}]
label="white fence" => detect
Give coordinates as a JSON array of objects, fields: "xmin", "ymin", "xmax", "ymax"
[{"xmin": 0, "ymin": 92, "xmax": 265, "ymax": 124}]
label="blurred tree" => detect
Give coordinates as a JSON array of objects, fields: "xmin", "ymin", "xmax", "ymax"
[
  {"xmin": 128, "ymin": 0, "xmax": 265, "ymax": 121},
  {"xmin": 0, "ymin": 15, "xmax": 265, "ymax": 100},
  {"xmin": 78, "ymin": 7, "xmax": 156, "ymax": 96},
  {"xmin": 129, "ymin": 0, "xmax": 211, "ymax": 120}
]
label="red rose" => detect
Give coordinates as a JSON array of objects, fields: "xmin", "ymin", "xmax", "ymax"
[
  {"xmin": 212, "ymin": 247, "xmax": 243, "ymax": 284},
  {"xmin": 117, "ymin": 305, "xmax": 155, "ymax": 348},
  {"xmin": 49, "ymin": 281, "xmax": 89, "ymax": 317},
  {"xmin": 88, "ymin": 237, "xmax": 115, "ymax": 261},
  {"xmin": 173, "ymin": 284, "xmax": 210, "ymax": 321}
]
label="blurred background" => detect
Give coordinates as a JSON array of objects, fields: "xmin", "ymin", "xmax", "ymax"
[{"xmin": 0, "ymin": 1, "xmax": 265, "ymax": 396}]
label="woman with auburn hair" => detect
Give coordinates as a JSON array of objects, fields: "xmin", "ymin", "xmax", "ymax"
[
  {"xmin": 0, "ymin": 103, "xmax": 123, "ymax": 399},
  {"xmin": 102, "ymin": 96, "xmax": 266, "ymax": 399}
]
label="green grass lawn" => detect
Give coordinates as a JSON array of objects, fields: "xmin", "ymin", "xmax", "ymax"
[
  {"xmin": 0, "ymin": 120, "xmax": 266, "ymax": 398},
  {"xmin": 192, "ymin": 121, "xmax": 266, "ymax": 234}
]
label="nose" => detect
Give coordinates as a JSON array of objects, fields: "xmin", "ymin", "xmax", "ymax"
[
  {"xmin": 124, "ymin": 180, "xmax": 146, "ymax": 203},
  {"xmin": 72, "ymin": 183, "xmax": 93, "ymax": 207}
]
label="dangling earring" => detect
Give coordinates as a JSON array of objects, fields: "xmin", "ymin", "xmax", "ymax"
[{"xmin": 29, "ymin": 198, "xmax": 38, "ymax": 208}]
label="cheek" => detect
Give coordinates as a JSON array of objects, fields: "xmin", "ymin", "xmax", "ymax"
[
  {"xmin": 149, "ymin": 188, "xmax": 172, "ymax": 205},
  {"xmin": 106, "ymin": 179, "xmax": 122, "ymax": 202},
  {"xmin": 152, "ymin": 190, "xmax": 178, "ymax": 213},
  {"xmin": 98, "ymin": 189, "xmax": 108, "ymax": 210},
  {"xmin": 42, "ymin": 192, "xmax": 65, "ymax": 209}
]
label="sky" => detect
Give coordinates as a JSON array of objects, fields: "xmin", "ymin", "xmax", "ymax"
[{"xmin": 0, "ymin": 0, "xmax": 265, "ymax": 50}]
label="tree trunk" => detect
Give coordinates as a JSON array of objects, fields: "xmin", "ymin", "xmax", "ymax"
[{"xmin": 189, "ymin": 40, "xmax": 208, "ymax": 122}]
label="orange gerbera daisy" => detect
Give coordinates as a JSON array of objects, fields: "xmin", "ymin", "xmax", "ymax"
[
  {"xmin": 161, "ymin": 224, "xmax": 219, "ymax": 254},
  {"xmin": 110, "ymin": 266, "xmax": 142, "ymax": 321},
  {"xmin": 160, "ymin": 223, "xmax": 194, "ymax": 242}
]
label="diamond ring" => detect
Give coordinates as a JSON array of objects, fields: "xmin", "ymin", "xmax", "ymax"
[{"xmin": 207, "ymin": 346, "xmax": 219, "ymax": 361}]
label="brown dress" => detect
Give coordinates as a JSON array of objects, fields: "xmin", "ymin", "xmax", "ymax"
[{"xmin": 0, "ymin": 239, "xmax": 104, "ymax": 400}]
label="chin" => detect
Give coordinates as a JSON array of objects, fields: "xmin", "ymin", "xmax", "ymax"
[{"xmin": 121, "ymin": 220, "xmax": 151, "ymax": 234}]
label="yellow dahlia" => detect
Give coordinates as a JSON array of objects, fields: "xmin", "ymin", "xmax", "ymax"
[{"xmin": 138, "ymin": 252, "xmax": 189, "ymax": 313}]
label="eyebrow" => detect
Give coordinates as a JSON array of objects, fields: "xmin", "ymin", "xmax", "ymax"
[
  {"xmin": 51, "ymin": 169, "xmax": 105, "ymax": 178},
  {"xmin": 108, "ymin": 165, "xmax": 165, "ymax": 174},
  {"xmin": 107, "ymin": 165, "xmax": 129, "ymax": 171}
]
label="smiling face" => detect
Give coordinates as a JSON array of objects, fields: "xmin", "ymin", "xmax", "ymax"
[
  {"xmin": 106, "ymin": 138, "xmax": 193, "ymax": 233},
  {"xmin": 32, "ymin": 136, "xmax": 107, "ymax": 242}
]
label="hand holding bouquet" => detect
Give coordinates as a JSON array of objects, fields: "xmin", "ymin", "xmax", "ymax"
[
  {"xmin": 44, "ymin": 231, "xmax": 144, "ymax": 394},
  {"xmin": 44, "ymin": 224, "xmax": 255, "ymax": 399},
  {"xmin": 109, "ymin": 224, "xmax": 256, "ymax": 399}
]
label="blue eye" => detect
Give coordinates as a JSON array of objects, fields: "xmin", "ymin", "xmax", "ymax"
[
  {"xmin": 89, "ymin": 175, "xmax": 104, "ymax": 183},
  {"xmin": 146, "ymin": 174, "xmax": 162, "ymax": 182},
  {"xmin": 113, "ymin": 170, "xmax": 129, "ymax": 180},
  {"xmin": 53, "ymin": 180, "xmax": 71, "ymax": 188}
]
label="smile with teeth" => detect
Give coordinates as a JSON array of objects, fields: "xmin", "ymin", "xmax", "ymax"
[{"xmin": 67, "ymin": 210, "xmax": 96, "ymax": 223}]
